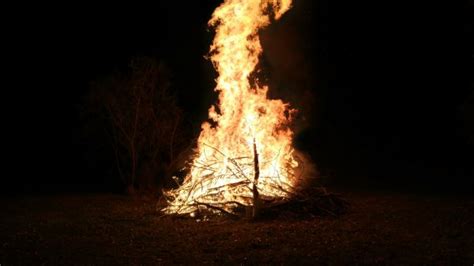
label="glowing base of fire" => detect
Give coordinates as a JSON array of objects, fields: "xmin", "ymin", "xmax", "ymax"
[{"xmin": 162, "ymin": 148, "xmax": 306, "ymax": 216}]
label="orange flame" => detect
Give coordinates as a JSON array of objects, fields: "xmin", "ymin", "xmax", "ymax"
[{"xmin": 164, "ymin": 0, "xmax": 306, "ymax": 215}]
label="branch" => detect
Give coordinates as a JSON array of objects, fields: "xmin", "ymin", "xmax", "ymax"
[{"xmin": 252, "ymin": 138, "xmax": 260, "ymax": 219}]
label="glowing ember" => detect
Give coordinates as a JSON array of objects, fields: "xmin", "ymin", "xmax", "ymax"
[{"xmin": 163, "ymin": 0, "xmax": 308, "ymax": 216}]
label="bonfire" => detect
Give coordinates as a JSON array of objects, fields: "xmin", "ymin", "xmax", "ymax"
[{"xmin": 163, "ymin": 0, "xmax": 338, "ymax": 218}]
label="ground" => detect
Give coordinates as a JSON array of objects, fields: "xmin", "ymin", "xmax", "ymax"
[{"xmin": 1, "ymin": 191, "xmax": 473, "ymax": 265}]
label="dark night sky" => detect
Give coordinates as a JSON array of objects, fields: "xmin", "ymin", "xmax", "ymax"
[{"xmin": 5, "ymin": 0, "xmax": 473, "ymax": 194}]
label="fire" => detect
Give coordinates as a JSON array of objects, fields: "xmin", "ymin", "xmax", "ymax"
[{"xmin": 163, "ymin": 0, "xmax": 308, "ymax": 215}]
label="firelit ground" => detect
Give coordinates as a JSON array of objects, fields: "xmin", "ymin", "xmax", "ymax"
[{"xmin": 1, "ymin": 191, "xmax": 473, "ymax": 264}]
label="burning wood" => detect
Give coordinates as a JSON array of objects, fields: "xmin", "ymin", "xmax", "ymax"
[
  {"xmin": 162, "ymin": 0, "xmax": 312, "ymax": 217},
  {"xmin": 252, "ymin": 138, "xmax": 260, "ymax": 219},
  {"xmin": 162, "ymin": 144, "xmax": 307, "ymax": 216}
]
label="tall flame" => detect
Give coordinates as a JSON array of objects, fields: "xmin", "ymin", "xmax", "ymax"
[{"xmin": 164, "ymin": 0, "xmax": 306, "ymax": 215}]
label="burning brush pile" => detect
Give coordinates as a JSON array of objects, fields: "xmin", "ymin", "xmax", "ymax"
[{"xmin": 162, "ymin": 0, "xmax": 346, "ymax": 218}]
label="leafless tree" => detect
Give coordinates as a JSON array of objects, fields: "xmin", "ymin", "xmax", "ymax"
[{"xmin": 87, "ymin": 57, "xmax": 188, "ymax": 194}]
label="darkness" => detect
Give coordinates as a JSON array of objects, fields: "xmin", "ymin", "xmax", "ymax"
[{"xmin": 5, "ymin": 0, "xmax": 473, "ymax": 195}]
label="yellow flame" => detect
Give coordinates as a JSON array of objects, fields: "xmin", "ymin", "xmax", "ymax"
[{"xmin": 164, "ymin": 0, "xmax": 303, "ymax": 215}]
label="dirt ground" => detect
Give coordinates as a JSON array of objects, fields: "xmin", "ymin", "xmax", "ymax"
[{"xmin": 1, "ymin": 191, "xmax": 473, "ymax": 265}]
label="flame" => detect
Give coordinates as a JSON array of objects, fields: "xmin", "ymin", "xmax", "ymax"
[{"xmin": 164, "ymin": 0, "xmax": 306, "ymax": 215}]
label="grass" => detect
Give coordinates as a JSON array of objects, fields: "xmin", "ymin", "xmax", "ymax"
[{"xmin": 1, "ymin": 190, "xmax": 473, "ymax": 264}]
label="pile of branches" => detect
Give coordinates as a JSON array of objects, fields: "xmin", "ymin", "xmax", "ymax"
[
  {"xmin": 259, "ymin": 187, "xmax": 349, "ymax": 219},
  {"xmin": 161, "ymin": 143, "xmax": 348, "ymax": 219}
]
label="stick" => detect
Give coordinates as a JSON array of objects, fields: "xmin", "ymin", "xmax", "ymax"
[{"xmin": 252, "ymin": 138, "xmax": 260, "ymax": 219}]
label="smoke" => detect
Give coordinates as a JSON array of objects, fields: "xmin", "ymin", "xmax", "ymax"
[
  {"xmin": 259, "ymin": 0, "xmax": 316, "ymax": 135},
  {"xmin": 257, "ymin": 0, "xmax": 320, "ymax": 181}
]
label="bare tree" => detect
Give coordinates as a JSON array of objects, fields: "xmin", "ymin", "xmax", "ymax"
[{"xmin": 87, "ymin": 57, "xmax": 187, "ymax": 194}]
